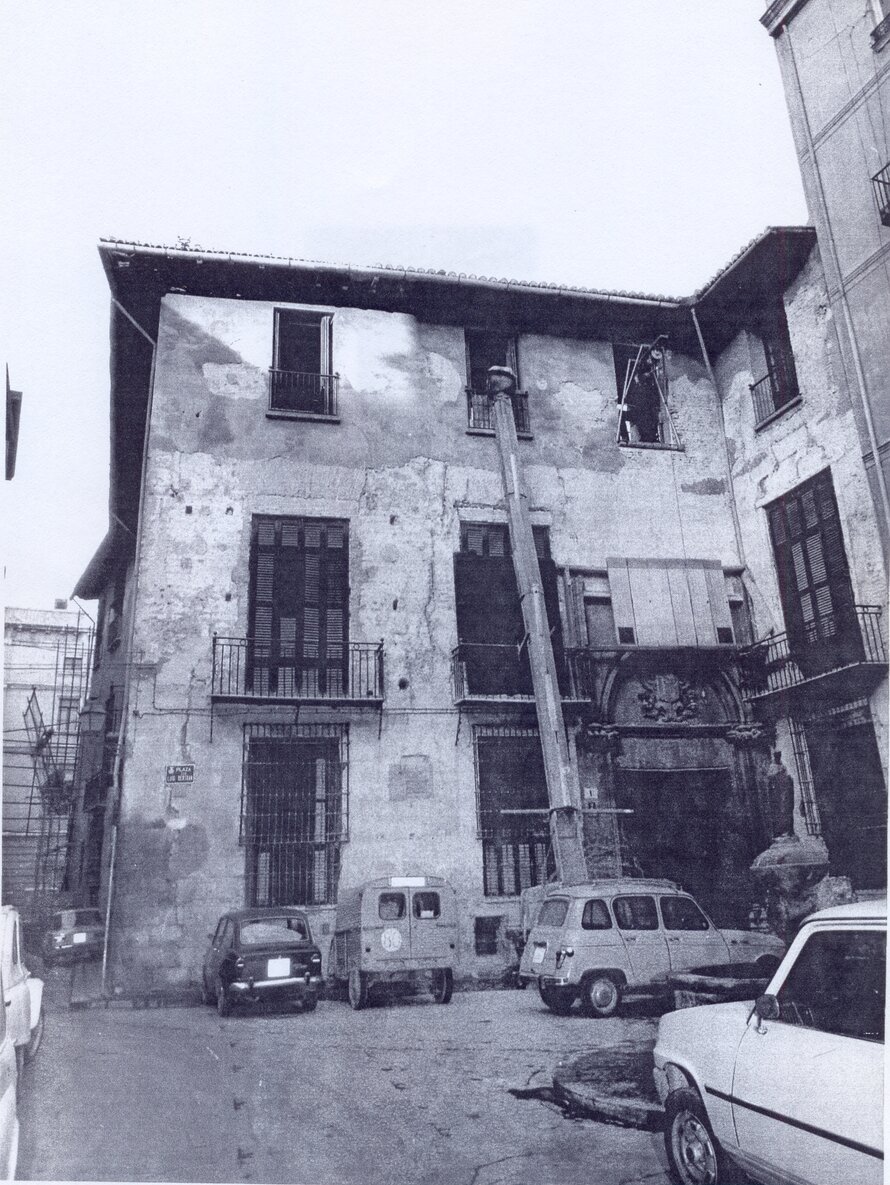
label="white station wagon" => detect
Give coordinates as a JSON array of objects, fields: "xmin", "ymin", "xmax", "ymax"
[
  {"xmin": 654, "ymin": 898, "xmax": 885, "ymax": 1185},
  {"xmin": 518, "ymin": 879, "xmax": 784, "ymax": 1017}
]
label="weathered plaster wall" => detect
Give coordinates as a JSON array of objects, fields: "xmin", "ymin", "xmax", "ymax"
[
  {"xmin": 716, "ymin": 247, "xmax": 888, "ymax": 803},
  {"xmin": 108, "ymin": 291, "xmax": 755, "ymax": 989}
]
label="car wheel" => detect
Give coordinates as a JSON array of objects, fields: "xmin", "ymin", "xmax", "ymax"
[
  {"xmin": 431, "ymin": 969, "xmax": 453, "ymax": 1004},
  {"xmin": 301, "ymin": 994, "xmax": 318, "ymax": 1013},
  {"xmin": 200, "ymin": 974, "xmax": 212, "ymax": 1006},
  {"xmin": 581, "ymin": 974, "xmax": 621, "ymax": 1018},
  {"xmin": 538, "ymin": 980, "xmax": 574, "ymax": 1015},
  {"xmin": 348, "ymin": 969, "xmax": 368, "ymax": 1011},
  {"xmin": 664, "ymin": 1087, "xmax": 725, "ymax": 1185},
  {"xmin": 24, "ymin": 1006, "xmax": 44, "ymax": 1063},
  {"xmin": 216, "ymin": 979, "xmax": 231, "ymax": 1018}
]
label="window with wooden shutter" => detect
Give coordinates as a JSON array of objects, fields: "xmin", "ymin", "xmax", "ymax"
[
  {"xmin": 767, "ymin": 471, "xmax": 861, "ymax": 673},
  {"xmin": 604, "ymin": 558, "xmax": 735, "ymax": 647},
  {"xmin": 270, "ymin": 309, "xmax": 336, "ymax": 415},
  {"xmin": 247, "ymin": 516, "xmax": 349, "ymax": 697}
]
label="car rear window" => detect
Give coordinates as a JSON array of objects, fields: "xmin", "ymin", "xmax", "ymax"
[
  {"xmin": 536, "ymin": 898, "xmax": 570, "ymax": 928},
  {"xmin": 379, "ymin": 893, "xmax": 406, "ymax": 921},
  {"xmin": 239, "ymin": 917, "xmax": 309, "ymax": 945},
  {"xmin": 412, "ymin": 892, "xmax": 440, "ymax": 919},
  {"xmin": 582, "ymin": 899, "xmax": 612, "ymax": 930},
  {"xmin": 660, "ymin": 896, "xmax": 710, "ymax": 932},
  {"xmin": 613, "ymin": 895, "xmax": 659, "ymax": 931}
]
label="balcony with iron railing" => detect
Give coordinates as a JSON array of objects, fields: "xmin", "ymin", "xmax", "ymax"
[
  {"xmin": 750, "ymin": 369, "xmax": 800, "ymax": 428},
  {"xmin": 739, "ymin": 605, "xmax": 886, "ymax": 710},
  {"xmin": 871, "ymin": 12, "xmax": 890, "ymax": 50},
  {"xmin": 871, "ymin": 163, "xmax": 890, "ymax": 227},
  {"xmin": 268, "ymin": 370, "xmax": 339, "ymax": 418},
  {"xmin": 451, "ymin": 643, "xmax": 594, "ymax": 704},
  {"xmin": 212, "ymin": 637, "xmax": 384, "ymax": 705},
  {"xmin": 466, "ymin": 388, "xmax": 531, "ymax": 437}
]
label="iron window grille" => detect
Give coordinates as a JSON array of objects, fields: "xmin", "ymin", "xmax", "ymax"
[
  {"xmin": 473, "ymin": 725, "xmax": 555, "ymax": 898},
  {"xmin": 270, "ymin": 309, "xmax": 338, "ymax": 416},
  {"xmin": 872, "ymin": 163, "xmax": 890, "ymax": 226},
  {"xmin": 240, "ymin": 723, "xmax": 348, "ymax": 907}
]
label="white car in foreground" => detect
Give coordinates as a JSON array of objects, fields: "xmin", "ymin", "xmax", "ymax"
[
  {"xmin": 0, "ymin": 966, "xmax": 19, "ymax": 1180},
  {"xmin": 654, "ymin": 898, "xmax": 884, "ymax": 1185}
]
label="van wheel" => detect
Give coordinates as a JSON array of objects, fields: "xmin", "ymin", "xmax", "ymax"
[
  {"xmin": 582, "ymin": 974, "xmax": 621, "ymax": 1018},
  {"xmin": 664, "ymin": 1087, "xmax": 724, "ymax": 1185},
  {"xmin": 432, "ymin": 969, "xmax": 453, "ymax": 1004},
  {"xmin": 348, "ymin": 969, "xmax": 368, "ymax": 1011},
  {"xmin": 24, "ymin": 1007, "xmax": 44, "ymax": 1062},
  {"xmin": 538, "ymin": 981, "xmax": 574, "ymax": 1015},
  {"xmin": 216, "ymin": 979, "xmax": 231, "ymax": 1018}
]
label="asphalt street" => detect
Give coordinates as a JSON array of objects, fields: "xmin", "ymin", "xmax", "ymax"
[{"xmin": 17, "ymin": 978, "xmax": 673, "ymax": 1185}]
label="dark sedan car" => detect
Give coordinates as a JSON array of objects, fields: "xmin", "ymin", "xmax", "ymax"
[
  {"xmin": 43, "ymin": 908, "xmax": 105, "ymax": 964},
  {"xmin": 201, "ymin": 908, "xmax": 323, "ymax": 1016}
]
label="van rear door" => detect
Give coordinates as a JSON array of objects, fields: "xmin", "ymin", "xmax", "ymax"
[
  {"xmin": 520, "ymin": 896, "xmax": 571, "ymax": 978},
  {"xmin": 409, "ymin": 889, "xmax": 452, "ymax": 963},
  {"xmin": 370, "ymin": 889, "xmax": 412, "ymax": 962}
]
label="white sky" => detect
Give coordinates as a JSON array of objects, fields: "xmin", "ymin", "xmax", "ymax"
[{"xmin": 0, "ymin": 0, "xmax": 807, "ymax": 611}]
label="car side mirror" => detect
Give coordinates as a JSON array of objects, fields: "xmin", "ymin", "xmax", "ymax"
[{"xmin": 754, "ymin": 994, "xmax": 780, "ymax": 1022}]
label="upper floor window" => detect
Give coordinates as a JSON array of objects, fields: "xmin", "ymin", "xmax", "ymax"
[
  {"xmin": 749, "ymin": 301, "xmax": 799, "ymax": 427},
  {"xmin": 871, "ymin": 164, "xmax": 890, "ymax": 226},
  {"xmin": 614, "ymin": 341, "xmax": 678, "ymax": 448},
  {"xmin": 270, "ymin": 309, "xmax": 337, "ymax": 418},
  {"xmin": 870, "ymin": 0, "xmax": 890, "ymax": 49},
  {"xmin": 464, "ymin": 330, "xmax": 530, "ymax": 436}
]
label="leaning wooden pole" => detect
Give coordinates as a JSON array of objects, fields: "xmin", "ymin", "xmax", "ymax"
[{"xmin": 487, "ymin": 366, "xmax": 588, "ymax": 885}]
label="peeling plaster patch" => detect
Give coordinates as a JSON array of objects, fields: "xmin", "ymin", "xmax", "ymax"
[
  {"xmin": 681, "ymin": 477, "xmax": 726, "ymax": 496},
  {"xmin": 202, "ymin": 363, "xmax": 266, "ymax": 401},
  {"xmin": 198, "ymin": 400, "xmax": 234, "ymax": 448},
  {"xmin": 160, "ymin": 306, "xmax": 243, "ymax": 372},
  {"xmin": 388, "ymin": 755, "xmax": 434, "ymax": 801},
  {"xmin": 581, "ymin": 437, "xmax": 625, "ymax": 472}
]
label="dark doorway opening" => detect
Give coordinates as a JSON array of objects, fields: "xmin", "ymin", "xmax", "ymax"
[{"xmin": 613, "ymin": 768, "xmax": 755, "ymax": 927}]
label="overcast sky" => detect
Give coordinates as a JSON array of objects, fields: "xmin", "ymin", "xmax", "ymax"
[{"xmin": 0, "ymin": 0, "xmax": 807, "ymax": 612}]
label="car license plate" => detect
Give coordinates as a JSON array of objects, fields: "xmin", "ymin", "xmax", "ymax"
[
  {"xmin": 532, "ymin": 944, "xmax": 546, "ymax": 965},
  {"xmin": 73, "ymin": 932, "xmax": 87, "ymax": 944},
  {"xmin": 267, "ymin": 957, "xmax": 290, "ymax": 978}
]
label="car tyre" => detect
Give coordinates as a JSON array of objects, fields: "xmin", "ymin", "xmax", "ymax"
[
  {"xmin": 200, "ymin": 974, "xmax": 212, "ymax": 1006},
  {"xmin": 664, "ymin": 1086, "xmax": 725, "ymax": 1185},
  {"xmin": 348, "ymin": 969, "xmax": 368, "ymax": 1011},
  {"xmin": 538, "ymin": 980, "xmax": 574, "ymax": 1015},
  {"xmin": 24, "ymin": 1006, "xmax": 43, "ymax": 1063},
  {"xmin": 301, "ymin": 993, "xmax": 318, "ymax": 1013},
  {"xmin": 581, "ymin": 974, "xmax": 621, "ymax": 1018},
  {"xmin": 216, "ymin": 979, "xmax": 231, "ymax": 1018},
  {"xmin": 432, "ymin": 969, "xmax": 453, "ymax": 1004}
]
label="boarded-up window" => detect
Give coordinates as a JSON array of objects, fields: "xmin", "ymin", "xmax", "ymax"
[
  {"xmin": 248, "ymin": 517, "xmax": 349, "ymax": 696},
  {"xmin": 605, "ymin": 558, "xmax": 735, "ymax": 647}
]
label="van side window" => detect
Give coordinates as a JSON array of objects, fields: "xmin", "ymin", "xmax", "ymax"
[
  {"xmin": 379, "ymin": 893, "xmax": 406, "ymax": 921},
  {"xmin": 582, "ymin": 900, "xmax": 612, "ymax": 930},
  {"xmin": 413, "ymin": 892, "xmax": 441, "ymax": 920},
  {"xmin": 537, "ymin": 898, "xmax": 570, "ymax": 927},
  {"xmin": 613, "ymin": 895, "xmax": 659, "ymax": 931},
  {"xmin": 660, "ymin": 896, "xmax": 710, "ymax": 932}
]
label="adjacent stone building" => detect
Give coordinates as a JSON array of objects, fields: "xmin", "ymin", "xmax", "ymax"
[{"xmin": 70, "ymin": 229, "xmax": 887, "ymax": 992}]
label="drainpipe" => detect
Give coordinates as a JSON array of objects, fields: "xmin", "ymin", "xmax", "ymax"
[
  {"xmin": 783, "ymin": 24, "xmax": 890, "ymax": 567},
  {"xmin": 100, "ymin": 299, "xmax": 158, "ymax": 997},
  {"xmin": 487, "ymin": 366, "xmax": 588, "ymax": 886},
  {"xmin": 690, "ymin": 305, "xmax": 746, "ymax": 569}
]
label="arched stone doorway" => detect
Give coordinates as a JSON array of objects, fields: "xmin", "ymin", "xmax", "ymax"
[{"xmin": 576, "ymin": 651, "xmax": 770, "ymax": 927}]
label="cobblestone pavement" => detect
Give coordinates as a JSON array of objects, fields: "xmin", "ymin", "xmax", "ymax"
[{"xmin": 17, "ymin": 976, "xmax": 673, "ymax": 1185}]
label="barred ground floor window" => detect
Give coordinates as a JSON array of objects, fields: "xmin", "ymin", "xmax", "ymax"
[
  {"xmin": 241, "ymin": 723, "xmax": 348, "ymax": 906},
  {"xmin": 474, "ymin": 726, "xmax": 554, "ymax": 897}
]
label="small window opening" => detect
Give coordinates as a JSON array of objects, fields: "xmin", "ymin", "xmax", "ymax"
[
  {"xmin": 474, "ymin": 915, "xmax": 501, "ymax": 956},
  {"xmin": 614, "ymin": 339, "xmax": 677, "ymax": 447},
  {"xmin": 379, "ymin": 892, "xmax": 406, "ymax": 921},
  {"xmin": 413, "ymin": 892, "xmax": 441, "ymax": 920}
]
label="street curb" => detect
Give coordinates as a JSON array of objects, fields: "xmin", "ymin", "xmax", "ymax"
[
  {"xmin": 550, "ymin": 1073, "xmax": 663, "ymax": 1131},
  {"xmin": 550, "ymin": 1043, "xmax": 663, "ymax": 1132}
]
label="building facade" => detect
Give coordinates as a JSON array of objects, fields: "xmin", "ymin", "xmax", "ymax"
[
  {"xmin": 2, "ymin": 607, "xmax": 93, "ymax": 922},
  {"xmin": 762, "ymin": 0, "xmax": 890, "ymax": 559},
  {"xmin": 71, "ymin": 232, "xmax": 887, "ymax": 993}
]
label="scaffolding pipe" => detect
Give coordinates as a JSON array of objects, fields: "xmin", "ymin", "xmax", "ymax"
[{"xmin": 486, "ymin": 366, "xmax": 588, "ymax": 885}]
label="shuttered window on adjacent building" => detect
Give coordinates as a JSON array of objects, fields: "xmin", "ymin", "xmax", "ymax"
[
  {"xmin": 766, "ymin": 469, "xmax": 861, "ymax": 670},
  {"xmin": 453, "ymin": 524, "xmax": 564, "ymax": 696},
  {"xmin": 248, "ymin": 516, "xmax": 349, "ymax": 696}
]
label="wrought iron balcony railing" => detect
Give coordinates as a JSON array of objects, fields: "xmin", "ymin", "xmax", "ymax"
[
  {"xmin": 750, "ymin": 369, "xmax": 799, "ymax": 426},
  {"xmin": 872, "ymin": 163, "xmax": 890, "ymax": 227},
  {"xmin": 212, "ymin": 637, "xmax": 383, "ymax": 703},
  {"xmin": 451, "ymin": 643, "xmax": 594, "ymax": 703},
  {"xmin": 269, "ymin": 370, "xmax": 339, "ymax": 416},
  {"xmin": 739, "ymin": 605, "xmax": 886, "ymax": 699},
  {"xmin": 466, "ymin": 388, "xmax": 531, "ymax": 435}
]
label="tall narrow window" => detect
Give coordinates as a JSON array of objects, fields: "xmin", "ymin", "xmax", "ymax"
[
  {"xmin": 475, "ymin": 727, "xmax": 554, "ymax": 897},
  {"xmin": 248, "ymin": 517, "xmax": 349, "ymax": 698},
  {"xmin": 750, "ymin": 301, "xmax": 799, "ymax": 424},
  {"xmin": 242, "ymin": 726, "xmax": 345, "ymax": 906},
  {"xmin": 614, "ymin": 342, "xmax": 676, "ymax": 446},
  {"xmin": 270, "ymin": 309, "xmax": 336, "ymax": 416},
  {"xmin": 767, "ymin": 470, "xmax": 861, "ymax": 674},
  {"xmin": 464, "ymin": 330, "xmax": 529, "ymax": 434}
]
